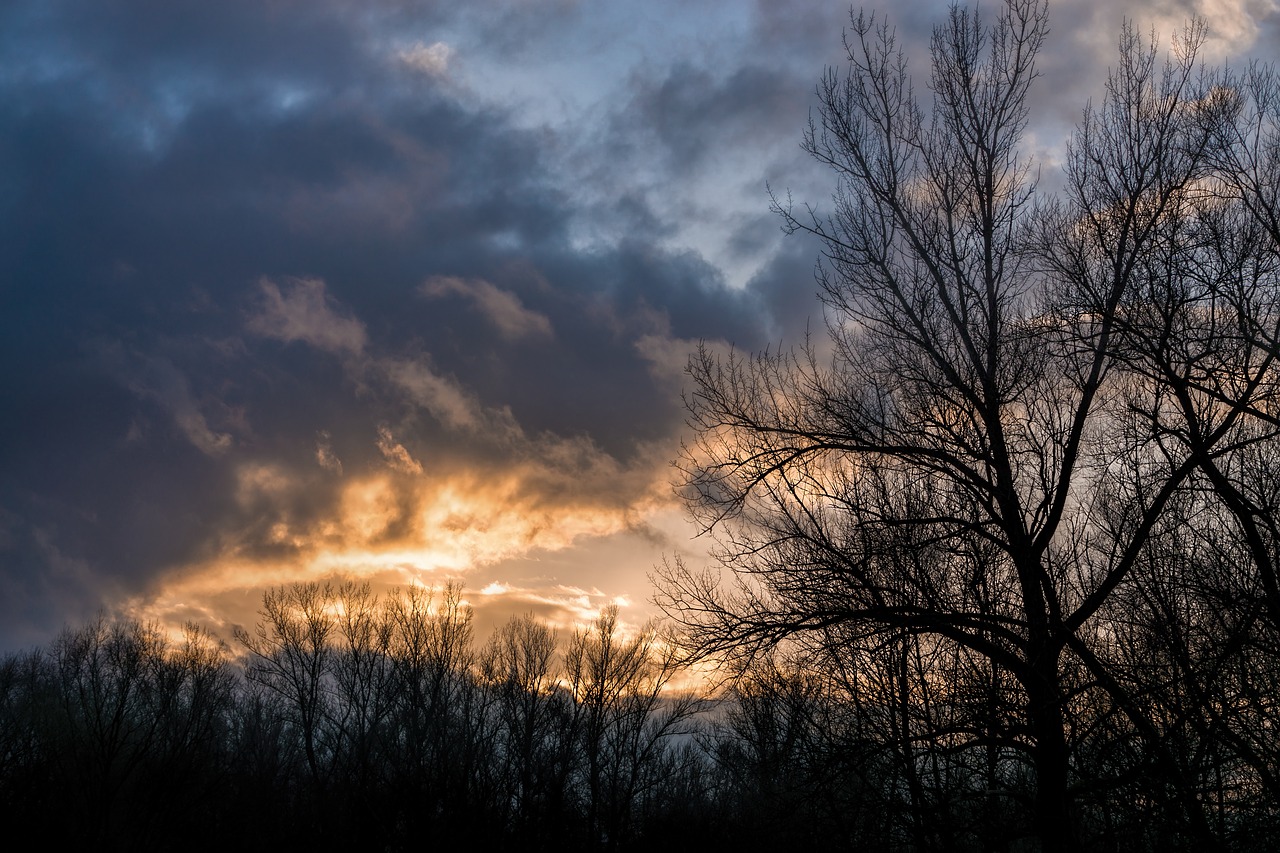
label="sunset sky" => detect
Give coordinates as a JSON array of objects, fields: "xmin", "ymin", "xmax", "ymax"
[{"xmin": 2, "ymin": 0, "xmax": 1277, "ymax": 651}]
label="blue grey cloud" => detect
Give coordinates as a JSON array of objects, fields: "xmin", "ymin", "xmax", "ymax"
[{"xmin": 2, "ymin": 0, "xmax": 1277, "ymax": 648}]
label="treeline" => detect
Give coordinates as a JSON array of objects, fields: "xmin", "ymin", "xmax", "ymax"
[
  {"xmin": 0, "ymin": 582, "xmax": 702, "ymax": 851},
  {"xmin": 1, "ymin": 580, "xmax": 1277, "ymax": 851}
]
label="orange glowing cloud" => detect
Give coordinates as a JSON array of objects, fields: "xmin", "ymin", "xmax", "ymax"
[
  {"xmin": 120, "ymin": 275, "xmax": 712, "ymax": 647},
  {"xmin": 126, "ymin": 432, "xmax": 683, "ymax": 642}
]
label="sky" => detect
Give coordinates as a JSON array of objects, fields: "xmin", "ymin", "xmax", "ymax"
[{"xmin": 2, "ymin": 0, "xmax": 1278, "ymax": 652}]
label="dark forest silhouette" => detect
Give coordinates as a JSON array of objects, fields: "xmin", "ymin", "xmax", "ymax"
[
  {"xmin": 2, "ymin": 573, "xmax": 1278, "ymax": 851},
  {"xmin": 6, "ymin": 1, "xmax": 1280, "ymax": 849},
  {"xmin": 0, "ymin": 585, "xmax": 712, "ymax": 852}
]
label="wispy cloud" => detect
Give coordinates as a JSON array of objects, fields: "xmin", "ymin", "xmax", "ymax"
[
  {"xmin": 421, "ymin": 276, "xmax": 553, "ymax": 342},
  {"xmin": 122, "ymin": 354, "xmax": 234, "ymax": 455},
  {"xmin": 376, "ymin": 423, "xmax": 424, "ymax": 475},
  {"xmin": 316, "ymin": 430, "xmax": 344, "ymax": 474},
  {"xmin": 248, "ymin": 277, "xmax": 368, "ymax": 356}
]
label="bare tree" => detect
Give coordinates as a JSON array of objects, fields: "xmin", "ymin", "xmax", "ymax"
[
  {"xmin": 479, "ymin": 613, "xmax": 572, "ymax": 839},
  {"xmin": 327, "ymin": 580, "xmax": 394, "ymax": 830},
  {"xmin": 31, "ymin": 617, "xmax": 236, "ymax": 846},
  {"xmin": 564, "ymin": 605, "xmax": 701, "ymax": 850},
  {"xmin": 235, "ymin": 581, "xmax": 338, "ymax": 787},
  {"xmin": 657, "ymin": 1, "xmax": 1280, "ymax": 848}
]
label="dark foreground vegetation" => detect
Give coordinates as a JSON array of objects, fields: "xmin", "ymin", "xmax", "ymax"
[
  {"xmin": 0, "ymin": 584, "xmax": 711, "ymax": 852},
  {"xmin": 1, "ymin": 578, "xmax": 1278, "ymax": 851}
]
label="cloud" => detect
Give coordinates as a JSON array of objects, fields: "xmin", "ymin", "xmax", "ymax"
[
  {"xmin": 7, "ymin": 0, "xmax": 1274, "ymax": 653},
  {"xmin": 124, "ymin": 434, "xmax": 680, "ymax": 642},
  {"xmin": 246, "ymin": 277, "xmax": 493, "ymax": 433},
  {"xmin": 316, "ymin": 430, "xmax": 343, "ymax": 474},
  {"xmin": 235, "ymin": 462, "xmax": 295, "ymax": 508},
  {"xmin": 633, "ymin": 332, "xmax": 696, "ymax": 383},
  {"xmin": 381, "ymin": 356, "xmax": 485, "ymax": 430},
  {"xmin": 422, "ymin": 275, "xmax": 554, "ymax": 342},
  {"xmin": 376, "ymin": 423, "xmax": 424, "ymax": 474},
  {"xmin": 248, "ymin": 277, "xmax": 368, "ymax": 355},
  {"xmin": 399, "ymin": 41, "xmax": 456, "ymax": 79},
  {"xmin": 0, "ymin": 0, "xmax": 763, "ymax": 649},
  {"xmin": 122, "ymin": 354, "xmax": 234, "ymax": 455}
]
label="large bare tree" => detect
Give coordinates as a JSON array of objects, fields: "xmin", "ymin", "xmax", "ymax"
[{"xmin": 658, "ymin": 1, "xmax": 1280, "ymax": 848}]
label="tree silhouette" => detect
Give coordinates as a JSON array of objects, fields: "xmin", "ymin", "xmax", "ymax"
[
  {"xmin": 658, "ymin": 1, "xmax": 1280, "ymax": 848},
  {"xmin": 564, "ymin": 604, "xmax": 702, "ymax": 850}
]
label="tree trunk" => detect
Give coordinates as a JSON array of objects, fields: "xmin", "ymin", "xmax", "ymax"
[{"xmin": 1027, "ymin": 651, "xmax": 1074, "ymax": 853}]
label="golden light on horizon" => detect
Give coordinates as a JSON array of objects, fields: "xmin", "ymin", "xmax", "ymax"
[{"xmin": 123, "ymin": 451, "xmax": 686, "ymax": 644}]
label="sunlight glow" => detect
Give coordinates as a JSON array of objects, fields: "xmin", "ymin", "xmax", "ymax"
[{"xmin": 125, "ymin": 460, "xmax": 681, "ymax": 644}]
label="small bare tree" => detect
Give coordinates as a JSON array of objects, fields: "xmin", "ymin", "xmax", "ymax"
[
  {"xmin": 234, "ymin": 582, "xmax": 338, "ymax": 786},
  {"xmin": 564, "ymin": 605, "xmax": 701, "ymax": 850},
  {"xmin": 479, "ymin": 613, "xmax": 568, "ymax": 836}
]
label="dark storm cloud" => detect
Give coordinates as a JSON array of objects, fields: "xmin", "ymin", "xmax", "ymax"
[
  {"xmin": 619, "ymin": 63, "xmax": 806, "ymax": 176},
  {"xmin": 7, "ymin": 0, "xmax": 1271, "ymax": 650},
  {"xmin": 0, "ymin": 0, "xmax": 771, "ymax": 648}
]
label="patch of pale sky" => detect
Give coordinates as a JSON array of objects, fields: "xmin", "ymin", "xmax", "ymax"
[{"xmin": 453, "ymin": 2, "xmax": 754, "ymax": 130}]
